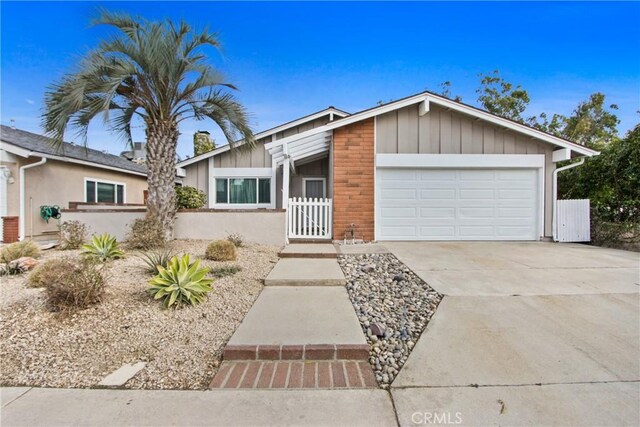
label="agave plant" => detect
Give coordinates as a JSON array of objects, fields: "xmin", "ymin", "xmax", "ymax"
[
  {"xmin": 81, "ymin": 233, "xmax": 125, "ymax": 262},
  {"xmin": 148, "ymin": 254, "xmax": 213, "ymax": 308},
  {"xmin": 137, "ymin": 248, "xmax": 176, "ymax": 275}
]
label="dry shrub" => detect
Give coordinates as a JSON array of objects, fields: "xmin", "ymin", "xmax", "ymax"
[
  {"xmin": 58, "ymin": 220, "xmax": 88, "ymax": 250},
  {"xmin": 1, "ymin": 240, "xmax": 41, "ymax": 263},
  {"xmin": 32, "ymin": 258, "xmax": 106, "ymax": 311},
  {"xmin": 126, "ymin": 216, "xmax": 166, "ymax": 250},
  {"xmin": 205, "ymin": 240, "xmax": 237, "ymax": 261},
  {"xmin": 226, "ymin": 233, "xmax": 244, "ymax": 248}
]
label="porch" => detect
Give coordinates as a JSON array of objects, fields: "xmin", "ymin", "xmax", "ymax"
[{"xmin": 267, "ymin": 130, "xmax": 334, "ymax": 240}]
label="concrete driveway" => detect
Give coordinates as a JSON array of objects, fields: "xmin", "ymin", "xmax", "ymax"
[{"xmin": 384, "ymin": 242, "xmax": 640, "ymax": 426}]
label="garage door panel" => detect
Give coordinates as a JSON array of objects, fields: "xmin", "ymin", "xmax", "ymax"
[
  {"xmin": 380, "ymin": 207, "xmax": 417, "ymax": 219},
  {"xmin": 498, "ymin": 207, "xmax": 535, "ymax": 218},
  {"xmin": 376, "ymin": 168, "xmax": 539, "ymax": 241},
  {"xmin": 418, "ymin": 226, "xmax": 456, "ymax": 237},
  {"xmin": 420, "ymin": 207, "xmax": 456, "ymax": 218},
  {"xmin": 498, "ymin": 189, "xmax": 535, "ymax": 199},
  {"xmin": 420, "ymin": 189, "xmax": 456, "ymax": 200},
  {"xmin": 459, "ymin": 189, "xmax": 494, "ymax": 199},
  {"xmin": 380, "ymin": 188, "xmax": 416, "ymax": 200}
]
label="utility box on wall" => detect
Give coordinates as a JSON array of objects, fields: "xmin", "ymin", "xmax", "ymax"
[{"xmin": 2, "ymin": 216, "xmax": 19, "ymax": 243}]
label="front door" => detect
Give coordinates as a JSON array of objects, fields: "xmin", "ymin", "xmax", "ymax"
[{"xmin": 303, "ymin": 178, "xmax": 326, "ymax": 199}]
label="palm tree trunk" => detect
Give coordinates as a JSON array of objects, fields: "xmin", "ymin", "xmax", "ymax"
[{"xmin": 145, "ymin": 120, "xmax": 178, "ymax": 239}]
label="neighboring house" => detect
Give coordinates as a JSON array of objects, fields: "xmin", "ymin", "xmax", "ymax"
[
  {"xmin": 178, "ymin": 92, "xmax": 598, "ymax": 242},
  {"xmin": 0, "ymin": 125, "xmax": 148, "ymax": 242}
]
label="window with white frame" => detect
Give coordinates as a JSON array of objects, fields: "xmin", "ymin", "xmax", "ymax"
[
  {"xmin": 215, "ymin": 178, "xmax": 271, "ymax": 204},
  {"xmin": 85, "ymin": 178, "xmax": 125, "ymax": 203}
]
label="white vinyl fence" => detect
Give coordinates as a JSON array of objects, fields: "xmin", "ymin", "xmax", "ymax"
[
  {"xmin": 288, "ymin": 197, "xmax": 332, "ymax": 239},
  {"xmin": 556, "ymin": 199, "xmax": 591, "ymax": 242}
]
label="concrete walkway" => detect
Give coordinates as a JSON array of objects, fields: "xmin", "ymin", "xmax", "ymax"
[
  {"xmin": 384, "ymin": 241, "xmax": 640, "ymax": 426},
  {"xmin": 212, "ymin": 244, "xmax": 371, "ymax": 390},
  {"xmin": 1, "ymin": 387, "xmax": 397, "ymax": 426}
]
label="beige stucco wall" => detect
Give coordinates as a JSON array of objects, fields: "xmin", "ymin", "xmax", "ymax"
[
  {"xmin": 375, "ymin": 104, "xmax": 557, "ymax": 237},
  {"xmin": 62, "ymin": 210, "xmax": 286, "ymax": 246},
  {"xmin": 174, "ymin": 211, "xmax": 286, "ymax": 246},
  {"xmin": 62, "ymin": 210, "xmax": 146, "ymax": 241},
  {"xmin": 14, "ymin": 158, "xmax": 147, "ymax": 239}
]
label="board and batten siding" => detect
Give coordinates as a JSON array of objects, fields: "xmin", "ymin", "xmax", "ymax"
[{"xmin": 375, "ymin": 104, "xmax": 557, "ymax": 237}]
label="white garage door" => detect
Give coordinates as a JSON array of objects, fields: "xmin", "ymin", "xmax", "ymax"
[{"xmin": 376, "ymin": 168, "xmax": 540, "ymax": 241}]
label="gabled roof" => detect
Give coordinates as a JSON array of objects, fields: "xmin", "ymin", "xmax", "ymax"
[
  {"xmin": 176, "ymin": 106, "xmax": 349, "ymax": 167},
  {"xmin": 265, "ymin": 91, "xmax": 600, "ymax": 158},
  {"xmin": 0, "ymin": 125, "xmax": 147, "ymax": 176}
]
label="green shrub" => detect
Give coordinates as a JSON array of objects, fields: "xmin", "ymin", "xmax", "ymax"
[
  {"xmin": 81, "ymin": 233, "xmax": 124, "ymax": 262},
  {"xmin": 137, "ymin": 248, "xmax": 176, "ymax": 275},
  {"xmin": 226, "ymin": 233, "xmax": 244, "ymax": 248},
  {"xmin": 40, "ymin": 258, "xmax": 106, "ymax": 311},
  {"xmin": 175, "ymin": 186, "xmax": 207, "ymax": 209},
  {"xmin": 205, "ymin": 240, "xmax": 236, "ymax": 261},
  {"xmin": 0, "ymin": 240, "xmax": 41, "ymax": 263},
  {"xmin": 126, "ymin": 216, "xmax": 166, "ymax": 250},
  {"xmin": 211, "ymin": 264, "xmax": 242, "ymax": 278},
  {"xmin": 148, "ymin": 254, "xmax": 213, "ymax": 308},
  {"xmin": 58, "ymin": 220, "xmax": 88, "ymax": 250}
]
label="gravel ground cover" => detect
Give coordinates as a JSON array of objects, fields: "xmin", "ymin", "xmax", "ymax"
[
  {"xmin": 338, "ymin": 253, "xmax": 442, "ymax": 388},
  {"xmin": 0, "ymin": 240, "xmax": 279, "ymax": 389}
]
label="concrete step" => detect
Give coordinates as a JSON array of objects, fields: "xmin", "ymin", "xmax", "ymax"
[
  {"xmin": 210, "ymin": 360, "xmax": 377, "ymax": 389},
  {"xmin": 279, "ymin": 243, "xmax": 337, "ymax": 259},
  {"xmin": 264, "ymin": 258, "xmax": 346, "ymax": 286},
  {"xmin": 225, "ymin": 287, "xmax": 367, "ymax": 362}
]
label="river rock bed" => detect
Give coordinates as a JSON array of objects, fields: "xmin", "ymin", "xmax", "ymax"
[{"xmin": 338, "ymin": 253, "xmax": 442, "ymax": 388}]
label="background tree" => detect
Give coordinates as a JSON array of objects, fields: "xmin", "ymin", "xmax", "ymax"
[
  {"xmin": 438, "ymin": 81, "xmax": 462, "ymax": 102},
  {"xmin": 476, "ymin": 70, "xmax": 530, "ymax": 123},
  {"xmin": 193, "ymin": 131, "xmax": 216, "ymax": 156},
  {"xmin": 42, "ymin": 10, "xmax": 254, "ymax": 236},
  {"xmin": 561, "ymin": 93, "xmax": 619, "ymax": 148}
]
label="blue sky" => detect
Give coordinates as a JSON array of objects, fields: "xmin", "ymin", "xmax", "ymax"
[{"xmin": 2, "ymin": 1, "xmax": 639, "ymax": 159}]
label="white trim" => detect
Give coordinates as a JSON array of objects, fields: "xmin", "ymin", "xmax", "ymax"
[
  {"xmin": 373, "ymin": 116, "xmax": 378, "ymax": 241},
  {"xmin": 302, "ymin": 177, "xmax": 327, "ymax": 198},
  {"xmin": 84, "ymin": 177, "xmax": 127, "ymax": 204},
  {"xmin": 19, "ymin": 157, "xmax": 47, "ymax": 241},
  {"xmin": 376, "ymin": 154, "xmax": 545, "ymax": 169},
  {"xmin": 552, "ymin": 148, "xmax": 572, "ymax": 163},
  {"xmin": 212, "ymin": 175, "xmax": 274, "ymax": 209},
  {"xmin": 210, "ymin": 167, "xmax": 272, "ymax": 178},
  {"xmin": 1, "ymin": 141, "xmax": 147, "ymax": 177},
  {"xmin": 207, "ymin": 157, "xmax": 215, "ymax": 208},
  {"xmin": 176, "ymin": 107, "xmax": 349, "ymax": 167}
]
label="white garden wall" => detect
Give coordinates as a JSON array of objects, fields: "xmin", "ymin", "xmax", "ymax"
[{"xmin": 61, "ymin": 209, "xmax": 286, "ymax": 246}]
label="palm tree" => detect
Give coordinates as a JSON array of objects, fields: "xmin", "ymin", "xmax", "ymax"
[{"xmin": 42, "ymin": 10, "xmax": 254, "ymax": 236}]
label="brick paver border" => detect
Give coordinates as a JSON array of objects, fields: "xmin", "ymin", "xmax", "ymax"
[
  {"xmin": 224, "ymin": 344, "xmax": 369, "ymax": 361},
  {"xmin": 210, "ymin": 360, "xmax": 377, "ymax": 389}
]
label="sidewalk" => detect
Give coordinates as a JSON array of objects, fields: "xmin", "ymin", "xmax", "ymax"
[{"xmin": 0, "ymin": 387, "xmax": 397, "ymax": 427}]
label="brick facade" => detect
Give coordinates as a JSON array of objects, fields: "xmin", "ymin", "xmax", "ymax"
[
  {"xmin": 332, "ymin": 118, "xmax": 375, "ymax": 241},
  {"xmin": 2, "ymin": 216, "xmax": 19, "ymax": 243}
]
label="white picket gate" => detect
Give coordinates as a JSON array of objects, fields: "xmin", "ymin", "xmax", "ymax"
[
  {"xmin": 288, "ymin": 197, "xmax": 332, "ymax": 239},
  {"xmin": 556, "ymin": 199, "xmax": 591, "ymax": 242}
]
